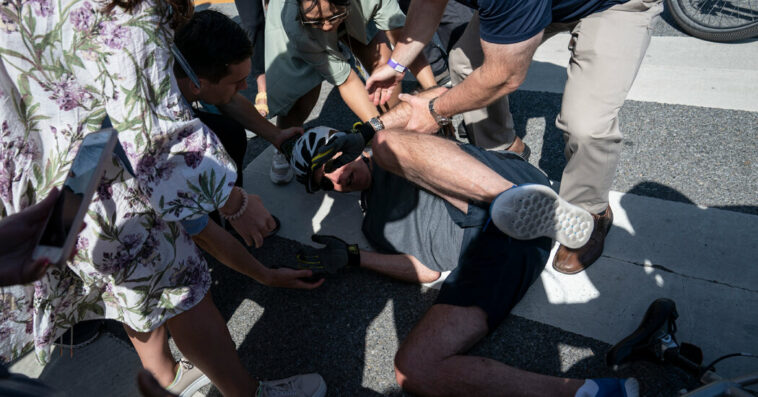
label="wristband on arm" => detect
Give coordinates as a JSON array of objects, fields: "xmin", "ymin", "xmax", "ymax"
[{"xmin": 387, "ymin": 58, "xmax": 407, "ymax": 74}]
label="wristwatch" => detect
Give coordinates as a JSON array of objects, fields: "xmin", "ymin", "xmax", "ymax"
[
  {"xmin": 368, "ymin": 117, "xmax": 385, "ymax": 132},
  {"xmin": 428, "ymin": 97, "xmax": 451, "ymax": 127}
]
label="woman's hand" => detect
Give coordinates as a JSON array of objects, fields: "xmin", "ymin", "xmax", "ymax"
[
  {"xmin": 366, "ymin": 64, "xmax": 405, "ymax": 106},
  {"xmin": 0, "ymin": 188, "xmax": 62, "ymax": 286},
  {"xmin": 261, "ymin": 267, "xmax": 325, "ymax": 289},
  {"xmin": 227, "ymin": 191, "xmax": 277, "ymax": 248}
]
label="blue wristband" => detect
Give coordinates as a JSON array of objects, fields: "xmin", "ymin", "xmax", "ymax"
[{"xmin": 387, "ymin": 58, "xmax": 407, "ymax": 74}]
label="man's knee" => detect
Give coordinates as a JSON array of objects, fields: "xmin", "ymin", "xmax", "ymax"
[
  {"xmin": 556, "ymin": 112, "xmax": 623, "ymax": 144},
  {"xmin": 394, "ymin": 343, "xmax": 439, "ymax": 396},
  {"xmin": 371, "ymin": 129, "xmax": 394, "ymax": 159}
]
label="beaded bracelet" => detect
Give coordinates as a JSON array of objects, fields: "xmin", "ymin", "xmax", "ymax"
[{"xmin": 221, "ymin": 186, "xmax": 248, "ymax": 221}]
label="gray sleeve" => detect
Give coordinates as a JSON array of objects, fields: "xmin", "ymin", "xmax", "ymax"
[{"xmin": 369, "ymin": 0, "xmax": 406, "ymax": 30}]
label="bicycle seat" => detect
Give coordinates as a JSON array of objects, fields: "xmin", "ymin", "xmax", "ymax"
[{"xmin": 606, "ymin": 298, "xmax": 679, "ymax": 368}]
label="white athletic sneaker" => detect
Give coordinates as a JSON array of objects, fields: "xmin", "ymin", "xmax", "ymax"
[
  {"xmin": 270, "ymin": 149, "xmax": 294, "ymax": 184},
  {"xmin": 489, "ymin": 184, "xmax": 594, "ymax": 249},
  {"xmin": 166, "ymin": 359, "xmax": 211, "ymax": 397},
  {"xmin": 257, "ymin": 373, "xmax": 327, "ymax": 397}
]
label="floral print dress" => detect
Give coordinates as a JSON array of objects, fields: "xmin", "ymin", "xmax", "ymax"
[{"xmin": 0, "ymin": 0, "xmax": 237, "ymax": 363}]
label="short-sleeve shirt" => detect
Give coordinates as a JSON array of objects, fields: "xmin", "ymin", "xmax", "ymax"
[
  {"xmin": 265, "ymin": 0, "xmax": 406, "ymax": 116},
  {"xmin": 456, "ymin": 0, "xmax": 628, "ymax": 44}
]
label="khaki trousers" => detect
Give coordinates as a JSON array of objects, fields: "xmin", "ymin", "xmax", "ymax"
[{"xmin": 448, "ymin": 0, "xmax": 662, "ymax": 213}]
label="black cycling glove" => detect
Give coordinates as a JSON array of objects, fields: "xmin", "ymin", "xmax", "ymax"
[
  {"xmin": 314, "ymin": 123, "xmax": 376, "ymax": 173},
  {"xmin": 294, "ymin": 234, "xmax": 360, "ymax": 275}
]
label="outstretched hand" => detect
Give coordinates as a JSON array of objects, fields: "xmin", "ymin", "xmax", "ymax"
[
  {"xmin": 264, "ymin": 267, "xmax": 325, "ymax": 289},
  {"xmin": 0, "ymin": 188, "xmax": 61, "ymax": 287},
  {"xmin": 275, "ymin": 126, "xmax": 304, "ymax": 151},
  {"xmin": 366, "ymin": 64, "xmax": 404, "ymax": 106}
]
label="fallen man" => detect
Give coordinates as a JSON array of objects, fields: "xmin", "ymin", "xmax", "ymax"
[{"xmin": 282, "ymin": 122, "xmax": 637, "ymax": 396}]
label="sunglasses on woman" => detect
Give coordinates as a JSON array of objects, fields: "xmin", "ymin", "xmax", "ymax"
[{"xmin": 299, "ymin": 6, "xmax": 349, "ymax": 27}]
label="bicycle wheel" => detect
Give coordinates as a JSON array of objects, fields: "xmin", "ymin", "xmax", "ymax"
[{"xmin": 666, "ymin": 0, "xmax": 758, "ymax": 42}]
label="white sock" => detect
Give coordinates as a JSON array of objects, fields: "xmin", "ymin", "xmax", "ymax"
[{"xmin": 575, "ymin": 379, "xmax": 599, "ymax": 397}]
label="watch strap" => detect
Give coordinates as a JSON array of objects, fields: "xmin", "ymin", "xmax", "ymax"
[{"xmin": 428, "ymin": 97, "xmax": 451, "ymax": 127}]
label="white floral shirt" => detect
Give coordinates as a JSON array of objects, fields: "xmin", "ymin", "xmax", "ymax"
[{"xmin": 0, "ymin": 0, "xmax": 237, "ymax": 363}]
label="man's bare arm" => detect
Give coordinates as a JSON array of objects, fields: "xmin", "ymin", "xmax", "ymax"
[
  {"xmin": 433, "ymin": 31, "xmax": 543, "ymax": 118},
  {"xmin": 391, "ymin": 0, "xmax": 448, "ymax": 67},
  {"xmin": 360, "ymin": 251, "xmax": 441, "ymax": 284},
  {"xmin": 218, "ymin": 93, "xmax": 299, "ymax": 149},
  {"xmin": 385, "ymin": 28, "xmax": 437, "ymax": 90},
  {"xmin": 365, "ymin": 0, "xmax": 447, "ymax": 104}
]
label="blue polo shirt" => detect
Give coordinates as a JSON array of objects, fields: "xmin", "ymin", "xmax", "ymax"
[{"xmin": 456, "ymin": 0, "xmax": 628, "ymax": 44}]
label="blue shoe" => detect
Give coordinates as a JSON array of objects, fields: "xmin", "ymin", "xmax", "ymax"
[{"xmin": 579, "ymin": 378, "xmax": 639, "ymax": 397}]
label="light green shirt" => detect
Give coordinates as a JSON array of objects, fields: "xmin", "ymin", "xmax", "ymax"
[{"xmin": 265, "ymin": 0, "xmax": 406, "ymax": 116}]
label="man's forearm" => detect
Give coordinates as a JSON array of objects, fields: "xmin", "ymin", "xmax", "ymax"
[
  {"xmin": 433, "ymin": 67, "xmax": 517, "ymax": 118},
  {"xmin": 391, "ymin": 0, "xmax": 448, "ymax": 66},
  {"xmin": 360, "ymin": 251, "xmax": 441, "ymax": 284},
  {"xmin": 434, "ymin": 32, "xmax": 542, "ymax": 118},
  {"xmin": 218, "ymin": 93, "xmax": 283, "ymax": 147}
]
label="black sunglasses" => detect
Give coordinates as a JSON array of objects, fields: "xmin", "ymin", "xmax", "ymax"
[{"xmin": 299, "ymin": 6, "xmax": 349, "ymax": 27}]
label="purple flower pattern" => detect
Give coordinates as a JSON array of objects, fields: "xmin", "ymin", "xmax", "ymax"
[
  {"xmin": 29, "ymin": 0, "xmax": 54, "ymax": 16},
  {"xmin": 71, "ymin": 2, "xmax": 94, "ymax": 32},
  {"xmin": 98, "ymin": 21, "xmax": 129, "ymax": 50},
  {"xmin": 48, "ymin": 75, "xmax": 94, "ymax": 111},
  {"xmin": 0, "ymin": 0, "xmax": 233, "ymax": 363}
]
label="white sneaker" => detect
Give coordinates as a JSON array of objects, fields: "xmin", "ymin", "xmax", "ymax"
[
  {"xmin": 258, "ymin": 373, "xmax": 326, "ymax": 397},
  {"xmin": 489, "ymin": 184, "xmax": 594, "ymax": 249},
  {"xmin": 270, "ymin": 149, "xmax": 294, "ymax": 184},
  {"xmin": 166, "ymin": 359, "xmax": 211, "ymax": 397}
]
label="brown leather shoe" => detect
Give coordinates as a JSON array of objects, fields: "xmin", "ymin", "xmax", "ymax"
[
  {"xmin": 552, "ymin": 206, "xmax": 613, "ymax": 274},
  {"xmin": 505, "ymin": 136, "xmax": 531, "ymax": 161}
]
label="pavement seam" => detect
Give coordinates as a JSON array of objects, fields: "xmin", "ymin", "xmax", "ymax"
[{"xmin": 606, "ymin": 255, "xmax": 758, "ymax": 293}]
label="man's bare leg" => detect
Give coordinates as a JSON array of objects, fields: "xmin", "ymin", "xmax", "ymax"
[
  {"xmin": 395, "ymin": 304, "xmax": 583, "ymax": 396},
  {"xmin": 372, "ymin": 129, "xmax": 513, "ymax": 212},
  {"xmin": 372, "ymin": 129, "xmax": 594, "ymax": 248}
]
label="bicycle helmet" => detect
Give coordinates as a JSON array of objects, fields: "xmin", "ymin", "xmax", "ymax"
[{"xmin": 290, "ymin": 126, "xmax": 343, "ymax": 193}]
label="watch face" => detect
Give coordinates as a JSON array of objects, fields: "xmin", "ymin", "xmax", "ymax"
[{"xmin": 369, "ymin": 118, "xmax": 384, "ymax": 131}]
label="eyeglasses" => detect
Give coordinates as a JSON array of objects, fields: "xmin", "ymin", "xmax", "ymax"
[{"xmin": 299, "ymin": 7, "xmax": 349, "ymax": 27}]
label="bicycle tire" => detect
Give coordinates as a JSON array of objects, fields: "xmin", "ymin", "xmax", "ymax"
[{"xmin": 665, "ymin": 0, "xmax": 758, "ymax": 42}]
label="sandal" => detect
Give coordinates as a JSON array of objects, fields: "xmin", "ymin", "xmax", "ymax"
[{"xmin": 254, "ymin": 91, "xmax": 268, "ymax": 117}]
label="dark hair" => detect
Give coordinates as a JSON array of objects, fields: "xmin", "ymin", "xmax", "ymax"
[
  {"xmin": 173, "ymin": 10, "xmax": 253, "ymax": 83},
  {"xmin": 103, "ymin": 0, "xmax": 193, "ymax": 30}
]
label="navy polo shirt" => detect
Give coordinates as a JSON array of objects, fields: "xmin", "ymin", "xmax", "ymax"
[{"xmin": 456, "ymin": 0, "xmax": 628, "ymax": 44}]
